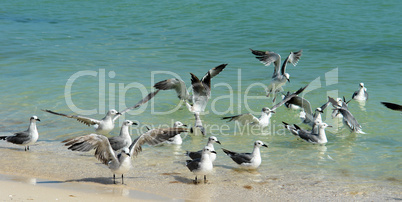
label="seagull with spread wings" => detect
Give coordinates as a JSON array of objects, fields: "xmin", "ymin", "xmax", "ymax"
[
  {"xmin": 250, "ymin": 49, "xmax": 302, "ymax": 102},
  {"xmin": 328, "ymin": 96, "xmax": 364, "ymax": 134},
  {"xmin": 222, "ymin": 85, "xmax": 308, "ymax": 128},
  {"xmin": 42, "ymin": 90, "xmax": 159, "ymax": 135},
  {"xmin": 283, "ymin": 121, "xmax": 332, "ymax": 144},
  {"xmin": 62, "ymin": 127, "xmax": 187, "ymax": 184}
]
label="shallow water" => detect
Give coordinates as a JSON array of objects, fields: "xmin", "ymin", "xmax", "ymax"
[{"xmin": 0, "ymin": 0, "xmax": 401, "ymax": 198}]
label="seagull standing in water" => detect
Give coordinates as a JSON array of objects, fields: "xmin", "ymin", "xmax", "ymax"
[
  {"xmin": 165, "ymin": 121, "xmax": 187, "ymax": 145},
  {"xmin": 62, "ymin": 127, "xmax": 187, "ymax": 184},
  {"xmin": 222, "ymin": 85, "xmax": 308, "ymax": 128},
  {"xmin": 186, "ymin": 146, "xmax": 216, "ymax": 184},
  {"xmin": 42, "ymin": 90, "xmax": 159, "ymax": 135},
  {"xmin": 283, "ymin": 121, "xmax": 331, "ymax": 144},
  {"xmin": 352, "ymin": 83, "xmax": 368, "ymax": 101},
  {"xmin": 186, "ymin": 136, "xmax": 221, "ymax": 162},
  {"xmin": 222, "ymin": 140, "xmax": 268, "ymax": 169},
  {"xmin": 250, "ymin": 48, "xmax": 302, "ymax": 102},
  {"xmin": 0, "ymin": 116, "xmax": 40, "ymax": 151}
]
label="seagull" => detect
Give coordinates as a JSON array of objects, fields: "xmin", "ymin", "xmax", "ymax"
[
  {"xmin": 0, "ymin": 116, "xmax": 40, "ymax": 151},
  {"xmin": 62, "ymin": 127, "xmax": 187, "ymax": 184},
  {"xmin": 165, "ymin": 121, "xmax": 187, "ymax": 145},
  {"xmin": 42, "ymin": 90, "xmax": 159, "ymax": 135},
  {"xmin": 381, "ymin": 102, "xmax": 402, "ymax": 112},
  {"xmin": 154, "ymin": 64, "xmax": 227, "ymax": 109},
  {"xmin": 186, "ymin": 136, "xmax": 221, "ymax": 162},
  {"xmin": 329, "ymin": 96, "xmax": 364, "ymax": 134},
  {"xmin": 222, "ymin": 85, "xmax": 308, "ymax": 127},
  {"xmin": 283, "ymin": 94, "xmax": 331, "ymax": 132},
  {"xmin": 222, "ymin": 140, "xmax": 267, "ymax": 169},
  {"xmin": 352, "ymin": 83, "xmax": 368, "ymax": 101},
  {"xmin": 186, "ymin": 146, "xmax": 216, "ymax": 184},
  {"xmin": 250, "ymin": 48, "xmax": 302, "ymax": 102},
  {"xmin": 283, "ymin": 121, "xmax": 331, "ymax": 144}
]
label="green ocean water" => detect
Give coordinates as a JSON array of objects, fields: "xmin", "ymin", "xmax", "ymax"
[{"xmin": 0, "ymin": 0, "xmax": 401, "ymax": 190}]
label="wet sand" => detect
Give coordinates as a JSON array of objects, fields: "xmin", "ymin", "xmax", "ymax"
[{"xmin": 0, "ymin": 141, "xmax": 401, "ymax": 201}]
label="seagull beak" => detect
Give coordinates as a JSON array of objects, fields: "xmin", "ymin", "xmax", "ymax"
[
  {"xmin": 211, "ymin": 151, "xmax": 217, "ymax": 154},
  {"xmin": 216, "ymin": 141, "xmax": 221, "ymax": 145},
  {"xmin": 132, "ymin": 121, "xmax": 139, "ymax": 125},
  {"xmin": 271, "ymin": 110, "xmax": 276, "ymax": 114},
  {"xmin": 182, "ymin": 124, "xmax": 188, "ymax": 127},
  {"xmin": 327, "ymin": 125, "xmax": 333, "ymax": 128},
  {"xmin": 37, "ymin": 118, "xmax": 41, "ymax": 121},
  {"xmin": 287, "ymin": 78, "xmax": 290, "ymax": 82},
  {"xmin": 262, "ymin": 144, "xmax": 268, "ymax": 148},
  {"xmin": 116, "ymin": 112, "xmax": 122, "ymax": 115}
]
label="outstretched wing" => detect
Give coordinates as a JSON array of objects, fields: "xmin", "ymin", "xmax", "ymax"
[
  {"xmin": 62, "ymin": 134, "xmax": 117, "ymax": 165},
  {"xmin": 129, "ymin": 128, "xmax": 187, "ymax": 157},
  {"xmin": 339, "ymin": 109, "xmax": 362, "ymax": 133},
  {"xmin": 201, "ymin": 64, "xmax": 228, "ymax": 81},
  {"xmin": 280, "ymin": 50, "xmax": 303, "ymax": 76},
  {"xmin": 154, "ymin": 78, "xmax": 189, "ymax": 100},
  {"xmin": 222, "ymin": 113, "xmax": 259, "ymax": 125},
  {"xmin": 42, "ymin": 109, "xmax": 101, "ymax": 126},
  {"xmin": 271, "ymin": 85, "xmax": 309, "ymax": 111},
  {"xmin": 113, "ymin": 90, "xmax": 160, "ymax": 121},
  {"xmin": 381, "ymin": 102, "xmax": 402, "ymax": 111}
]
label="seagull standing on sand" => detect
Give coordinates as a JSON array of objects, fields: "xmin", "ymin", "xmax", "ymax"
[
  {"xmin": 222, "ymin": 140, "xmax": 268, "ymax": 169},
  {"xmin": 0, "ymin": 116, "xmax": 40, "ymax": 151},
  {"xmin": 186, "ymin": 146, "xmax": 216, "ymax": 184},
  {"xmin": 42, "ymin": 91, "xmax": 159, "ymax": 135},
  {"xmin": 222, "ymin": 85, "xmax": 308, "ymax": 128},
  {"xmin": 62, "ymin": 127, "xmax": 187, "ymax": 184},
  {"xmin": 250, "ymin": 49, "xmax": 302, "ymax": 102},
  {"xmin": 352, "ymin": 83, "xmax": 368, "ymax": 101},
  {"xmin": 186, "ymin": 136, "xmax": 221, "ymax": 162},
  {"xmin": 283, "ymin": 121, "xmax": 331, "ymax": 144}
]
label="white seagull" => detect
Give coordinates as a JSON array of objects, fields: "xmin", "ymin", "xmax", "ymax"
[
  {"xmin": 108, "ymin": 120, "xmax": 136, "ymax": 151},
  {"xmin": 283, "ymin": 121, "xmax": 331, "ymax": 144},
  {"xmin": 352, "ymin": 83, "xmax": 368, "ymax": 101},
  {"xmin": 165, "ymin": 121, "xmax": 187, "ymax": 145},
  {"xmin": 62, "ymin": 127, "xmax": 187, "ymax": 184},
  {"xmin": 222, "ymin": 85, "xmax": 308, "ymax": 128},
  {"xmin": 222, "ymin": 140, "xmax": 268, "ymax": 169},
  {"xmin": 186, "ymin": 136, "xmax": 221, "ymax": 162},
  {"xmin": 186, "ymin": 146, "xmax": 216, "ymax": 184},
  {"xmin": 250, "ymin": 48, "xmax": 302, "ymax": 102},
  {"xmin": 0, "ymin": 116, "xmax": 40, "ymax": 151},
  {"xmin": 42, "ymin": 90, "xmax": 159, "ymax": 135}
]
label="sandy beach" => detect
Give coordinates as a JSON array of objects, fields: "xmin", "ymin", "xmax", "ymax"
[{"xmin": 0, "ymin": 141, "xmax": 401, "ymax": 201}]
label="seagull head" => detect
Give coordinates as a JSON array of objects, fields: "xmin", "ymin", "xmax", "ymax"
[
  {"xmin": 202, "ymin": 146, "xmax": 217, "ymax": 154},
  {"xmin": 30, "ymin": 116, "xmax": 40, "ymax": 122},
  {"xmin": 122, "ymin": 147, "xmax": 130, "ymax": 157},
  {"xmin": 262, "ymin": 107, "xmax": 275, "ymax": 114},
  {"xmin": 255, "ymin": 140, "xmax": 268, "ymax": 148},
  {"xmin": 123, "ymin": 120, "xmax": 137, "ymax": 126},
  {"xmin": 316, "ymin": 107, "xmax": 324, "ymax": 113},
  {"xmin": 208, "ymin": 136, "xmax": 221, "ymax": 145},
  {"xmin": 359, "ymin": 83, "xmax": 364, "ymax": 88},
  {"xmin": 319, "ymin": 122, "xmax": 332, "ymax": 129},
  {"xmin": 174, "ymin": 121, "xmax": 187, "ymax": 128},
  {"xmin": 108, "ymin": 109, "xmax": 121, "ymax": 116}
]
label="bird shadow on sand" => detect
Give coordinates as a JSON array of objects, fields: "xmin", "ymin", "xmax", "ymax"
[
  {"xmin": 172, "ymin": 175, "xmax": 196, "ymax": 184},
  {"xmin": 65, "ymin": 177, "xmax": 116, "ymax": 185}
]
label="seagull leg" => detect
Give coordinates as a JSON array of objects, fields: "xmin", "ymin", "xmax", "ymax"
[
  {"xmin": 25, "ymin": 147, "xmax": 27, "ymax": 151},
  {"xmin": 204, "ymin": 175, "xmax": 208, "ymax": 184},
  {"xmin": 193, "ymin": 176, "xmax": 198, "ymax": 184},
  {"xmin": 121, "ymin": 174, "xmax": 124, "ymax": 184},
  {"xmin": 113, "ymin": 174, "xmax": 116, "ymax": 184}
]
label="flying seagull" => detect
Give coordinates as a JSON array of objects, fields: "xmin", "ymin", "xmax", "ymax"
[
  {"xmin": 250, "ymin": 48, "xmax": 302, "ymax": 101},
  {"xmin": 62, "ymin": 127, "xmax": 187, "ymax": 184},
  {"xmin": 222, "ymin": 85, "xmax": 308, "ymax": 127},
  {"xmin": 222, "ymin": 140, "xmax": 268, "ymax": 169},
  {"xmin": 154, "ymin": 64, "xmax": 227, "ymax": 109},
  {"xmin": 42, "ymin": 90, "xmax": 159, "ymax": 135},
  {"xmin": 0, "ymin": 116, "xmax": 40, "ymax": 151},
  {"xmin": 186, "ymin": 146, "xmax": 216, "ymax": 184}
]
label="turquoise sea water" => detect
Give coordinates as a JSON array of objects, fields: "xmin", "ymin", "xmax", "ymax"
[{"xmin": 1, "ymin": 0, "xmax": 401, "ymax": 193}]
